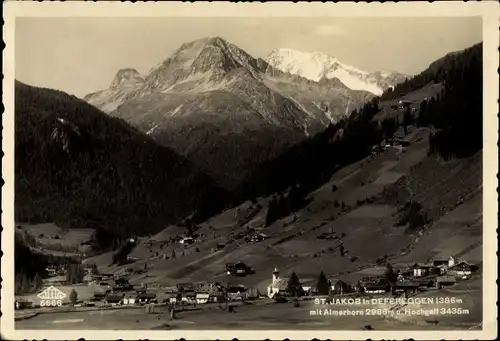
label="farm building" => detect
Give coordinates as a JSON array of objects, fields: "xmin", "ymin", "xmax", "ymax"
[
  {"xmin": 447, "ymin": 261, "xmax": 478, "ymax": 278},
  {"xmin": 113, "ymin": 277, "xmax": 132, "ymax": 291},
  {"xmin": 330, "ymin": 279, "xmax": 350, "ymax": 295},
  {"xmin": 122, "ymin": 296, "xmax": 136, "ymax": 305},
  {"xmin": 46, "ymin": 266, "xmax": 58, "ymax": 277},
  {"xmin": 362, "ymin": 282, "xmax": 388, "ymax": 294},
  {"xmin": 176, "ymin": 283, "xmax": 195, "ymax": 292},
  {"xmin": 299, "ymin": 278, "xmax": 318, "ymax": 296},
  {"xmin": 195, "ymin": 293, "xmax": 210, "ymax": 304},
  {"xmin": 226, "ymin": 261, "xmax": 254, "ymax": 276},
  {"xmin": 432, "ymin": 258, "xmax": 449, "ymax": 267},
  {"xmin": 436, "ymin": 275, "xmax": 456, "ymax": 289},
  {"xmin": 15, "ymin": 300, "xmax": 33, "ymax": 310},
  {"xmin": 181, "ymin": 291, "xmax": 196, "ymax": 303},
  {"xmin": 267, "ymin": 268, "xmax": 288, "ymax": 298},
  {"xmin": 104, "ymin": 293, "xmax": 124, "ymax": 306},
  {"xmin": 162, "ymin": 293, "xmax": 178, "ymax": 304},
  {"xmin": 412, "ymin": 263, "xmax": 434, "ymax": 278},
  {"xmin": 395, "ymin": 281, "xmax": 420, "ymax": 294},
  {"xmin": 250, "ymin": 233, "xmax": 268, "ymax": 242},
  {"xmin": 91, "ymin": 291, "xmax": 107, "ymax": 301},
  {"xmin": 136, "ymin": 293, "xmax": 157, "ymax": 304},
  {"xmin": 245, "ymin": 287, "xmax": 260, "ymax": 300}
]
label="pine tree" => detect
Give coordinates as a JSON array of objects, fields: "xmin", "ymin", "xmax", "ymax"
[
  {"xmin": 403, "ymin": 107, "xmax": 413, "ymax": 135},
  {"xmin": 286, "ymin": 271, "xmax": 302, "ymax": 297},
  {"xmin": 90, "ymin": 263, "xmax": 99, "ymax": 275},
  {"xmin": 32, "ymin": 273, "xmax": 43, "ymax": 291},
  {"xmin": 69, "ymin": 289, "xmax": 78, "ymax": 306},
  {"xmin": 66, "ymin": 264, "xmax": 84, "ymax": 284},
  {"xmin": 15, "ymin": 271, "xmax": 30, "ymax": 294},
  {"xmin": 385, "ymin": 263, "xmax": 397, "ymax": 283},
  {"xmin": 316, "ymin": 271, "xmax": 330, "ymax": 295}
]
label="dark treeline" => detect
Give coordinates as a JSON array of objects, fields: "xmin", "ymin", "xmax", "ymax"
[
  {"xmin": 15, "ymin": 81, "xmax": 229, "ymax": 238},
  {"xmin": 383, "ymin": 43, "xmax": 482, "ymax": 160},
  {"xmin": 15, "ymin": 234, "xmax": 81, "ymax": 293},
  {"xmin": 265, "ymin": 183, "xmax": 311, "ymax": 226},
  {"xmin": 235, "ymin": 42, "xmax": 483, "ymax": 201}
]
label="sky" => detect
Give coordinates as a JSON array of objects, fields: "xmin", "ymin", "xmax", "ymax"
[{"xmin": 16, "ymin": 17, "xmax": 482, "ymax": 98}]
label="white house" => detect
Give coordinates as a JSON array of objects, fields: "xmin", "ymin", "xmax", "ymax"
[
  {"xmin": 301, "ymin": 286, "xmax": 312, "ymax": 295},
  {"xmin": 267, "ymin": 268, "xmax": 288, "ymax": 298},
  {"xmin": 196, "ymin": 293, "xmax": 210, "ymax": 304},
  {"xmin": 447, "ymin": 261, "xmax": 474, "ymax": 278},
  {"xmin": 123, "ymin": 297, "xmax": 136, "ymax": 305}
]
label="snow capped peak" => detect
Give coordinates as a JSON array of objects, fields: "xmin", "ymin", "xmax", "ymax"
[
  {"xmin": 110, "ymin": 68, "xmax": 145, "ymax": 89},
  {"xmin": 266, "ymin": 48, "xmax": 407, "ymax": 96}
]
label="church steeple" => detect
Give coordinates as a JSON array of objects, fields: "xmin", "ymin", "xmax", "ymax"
[{"xmin": 272, "ymin": 268, "xmax": 279, "ymax": 282}]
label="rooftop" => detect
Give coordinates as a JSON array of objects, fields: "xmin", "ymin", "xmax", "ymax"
[{"xmin": 268, "ymin": 278, "xmax": 288, "ymax": 290}]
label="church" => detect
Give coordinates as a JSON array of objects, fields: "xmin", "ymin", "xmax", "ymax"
[{"xmin": 266, "ymin": 268, "xmax": 288, "ymax": 298}]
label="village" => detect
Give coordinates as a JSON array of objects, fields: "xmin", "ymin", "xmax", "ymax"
[{"xmin": 15, "ymin": 251, "xmax": 479, "ymax": 318}]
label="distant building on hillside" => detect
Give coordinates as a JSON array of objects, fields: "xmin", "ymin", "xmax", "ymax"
[
  {"xmin": 398, "ymin": 100, "xmax": 412, "ymax": 108},
  {"xmin": 113, "ymin": 277, "xmax": 132, "ymax": 291},
  {"xmin": 432, "ymin": 258, "xmax": 449, "ymax": 267},
  {"xmin": 226, "ymin": 261, "xmax": 254, "ymax": 276},
  {"xmin": 412, "ymin": 263, "xmax": 434, "ymax": 278},
  {"xmin": 447, "ymin": 261, "xmax": 477, "ymax": 278},
  {"xmin": 46, "ymin": 266, "xmax": 58, "ymax": 277}
]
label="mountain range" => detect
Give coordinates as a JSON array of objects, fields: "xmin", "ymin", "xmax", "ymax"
[
  {"xmin": 266, "ymin": 48, "xmax": 408, "ymax": 96},
  {"xmin": 84, "ymin": 37, "xmax": 383, "ymax": 189}
]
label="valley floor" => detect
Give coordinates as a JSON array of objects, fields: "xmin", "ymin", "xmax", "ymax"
[{"xmin": 16, "ymin": 277, "xmax": 482, "ymax": 330}]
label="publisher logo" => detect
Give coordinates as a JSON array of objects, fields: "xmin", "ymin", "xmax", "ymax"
[{"xmin": 37, "ymin": 286, "xmax": 66, "ymax": 307}]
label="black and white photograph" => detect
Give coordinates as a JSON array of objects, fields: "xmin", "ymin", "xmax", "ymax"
[{"xmin": 2, "ymin": 1, "xmax": 498, "ymax": 340}]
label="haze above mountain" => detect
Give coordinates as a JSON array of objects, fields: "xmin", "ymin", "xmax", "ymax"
[{"xmin": 84, "ymin": 37, "xmax": 382, "ymax": 190}]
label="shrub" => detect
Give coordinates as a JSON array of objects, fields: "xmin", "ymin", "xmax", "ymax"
[
  {"xmin": 69, "ymin": 289, "xmax": 78, "ymax": 306},
  {"xmin": 331, "ymin": 184, "xmax": 338, "ymax": 192},
  {"xmin": 396, "ymin": 200, "xmax": 430, "ymax": 231},
  {"xmin": 356, "ymin": 199, "xmax": 365, "ymax": 206},
  {"xmin": 333, "ymin": 200, "xmax": 340, "ymax": 208}
]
